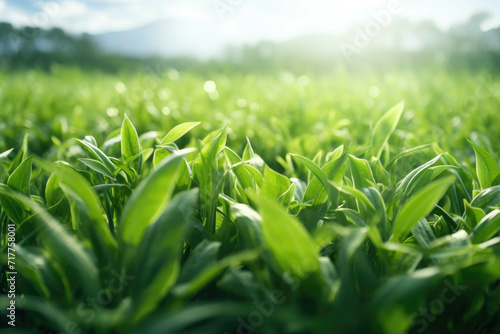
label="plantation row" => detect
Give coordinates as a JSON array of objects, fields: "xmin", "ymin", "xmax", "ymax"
[
  {"xmin": 1, "ymin": 101, "xmax": 500, "ymax": 333},
  {"xmin": 1, "ymin": 68, "xmax": 499, "ymax": 167}
]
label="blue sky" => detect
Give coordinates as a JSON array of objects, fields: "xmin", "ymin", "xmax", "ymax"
[{"xmin": 1, "ymin": 0, "xmax": 499, "ymax": 40}]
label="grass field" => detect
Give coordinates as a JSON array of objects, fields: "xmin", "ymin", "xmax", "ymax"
[
  {"xmin": 1, "ymin": 66, "xmax": 500, "ymax": 333},
  {"xmin": 1, "ymin": 67, "xmax": 499, "ymax": 163}
]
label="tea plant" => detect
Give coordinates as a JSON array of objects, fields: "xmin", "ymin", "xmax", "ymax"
[{"xmin": 1, "ymin": 100, "xmax": 500, "ymax": 333}]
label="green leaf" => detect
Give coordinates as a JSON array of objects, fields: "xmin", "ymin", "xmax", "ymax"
[
  {"xmin": 291, "ymin": 177, "xmax": 307, "ymax": 203},
  {"xmin": 231, "ymin": 204, "xmax": 264, "ymax": 250},
  {"xmin": 15, "ymin": 246, "xmax": 60, "ymax": 298},
  {"xmin": 386, "ymin": 144, "xmax": 434, "ymax": 170},
  {"xmin": 302, "ymin": 150, "xmax": 345, "ymax": 206},
  {"xmin": 121, "ymin": 114, "xmax": 142, "ymax": 162},
  {"xmin": 131, "ymin": 189, "xmax": 198, "ymax": 320},
  {"xmin": 370, "ymin": 267, "xmax": 443, "ymax": 334},
  {"xmin": 120, "ymin": 148, "xmax": 193, "ymax": 245},
  {"xmin": 471, "ymin": 185, "xmax": 500, "ymax": 213},
  {"xmin": 109, "ymin": 156, "xmax": 136, "ymax": 180},
  {"xmin": 242, "ymin": 137, "xmax": 256, "ymax": 161},
  {"xmin": 8, "ymin": 133, "xmax": 28, "ymax": 174},
  {"xmin": 79, "ymin": 158, "xmax": 115, "ymax": 179},
  {"xmin": 371, "ymin": 101, "xmax": 404, "ymax": 159},
  {"xmin": 291, "ymin": 154, "xmax": 340, "ymax": 206},
  {"xmin": 348, "ymin": 155, "xmax": 376, "ymax": 189},
  {"xmin": 335, "ymin": 183, "xmax": 375, "ymax": 212},
  {"xmin": 192, "ymin": 126, "xmax": 227, "ymax": 236},
  {"xmin": 224, "ymin": 147, "xmax": 254, "ymax": 190},
  {"xmin": 318, "ymin": 257, "xmax": 339, "ymax": 302},
  {"xmin": 0, "ymin": 188, "xmax": 101, "ymax": 296},
  {"xmin": 217, "ymin": 268, "xmax": 264, "ymax": 301},
  {"xmin": 391, "ymin": 175, "xmax": 456, "ymax": 242},
  {"xmin": 172, "ymin": 249, "xmax": 259, "ymax": 299},
  {"xmin": 411, "ymin": 218, "xmax": 436, "ymax": 248},
  {"xmin": 261, "ymin": 165, "xmax": 291, "ymax": 202},
  {"xmin": 363, "ymin": 187, "xmax": 389, "ymax": 239},
  {"xmin": 243, "ymin": 165, "xmax": 264, "ymax": 187},
  {"xmin": 0, "ymin": 184, "xmax": 27, "ymax": 224},
  {"xmin": 75, "ymin": 138, "xmax": 115, "ymax": 172},
  {"xmin": 463, "ymin": 200, "xmax": 486, "ymax": 231},
  {"xmin": 258, "ymin": 194, "xmax": 319, "ymax": 277},
  {"xmin": 405, "ymin": 165, "xmax": 457, "ymax": 200},
  {"xmin": 177, "ymin": 240, "xmax": 221, "ymax": 285},
  {"xmin": 45, "ymin": 174, "xmax": 64, "ymax": 207},
  {"xmin": 160, "ymin": 122, "xmax": 200, "ymax": 144},
  {"xmin": 337, "ymin": 227, "xmax": 369, "ymax": 270},
  {"xmin": 278, "ymin": 183, "xmax": 295, "ymax": 207},
  {"xmin": 426, "ymin": 231, "xmax": 471, "ymax": 265},
  {"xmin": 2, "ymin": 155, "xmax": 39, "ymax": 223},
  {"xmin": 153, "ymin": 147, "xmax": 171, "ymax": 168},
  {"xmin": 45, "ymin": 161, "xmax": 112, "ymax": 229},
  {"xmin": 470, "ymin": 209, "xmax": 500, "ymax": 244},
  {"xmin": 41, "ymin": 161, "xmax": 118, "ymax": 259},
  {"xmin": 396, "ymin": 155, "xmax": 443, "ymax": 196},
  {"xmin": 7, "ymin": 155, "xmax": 33, "ymax": 196},
  {"xmin": 470, "ymin": 141, "xmax": 500, "ymax": 190},
  {"xmin": 83, "ymin": 135, "xmax": 98, "ymax": 147},
  {"xmin": 0, "ymin": 296, "xmax": 72, "ymax": 333},
  {"xmin": 193, "ymin": 126, "xmax": 227, "ymax": 191}
]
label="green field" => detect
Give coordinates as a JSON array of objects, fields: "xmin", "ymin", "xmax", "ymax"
[{"xmin": 1, "ymin": 66, "xmax": 500, "ymax": 333}]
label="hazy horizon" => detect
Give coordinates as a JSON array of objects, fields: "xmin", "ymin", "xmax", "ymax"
[{"xmin": 2, "ymin": 0, "xmax": 500, "ymax": 41}]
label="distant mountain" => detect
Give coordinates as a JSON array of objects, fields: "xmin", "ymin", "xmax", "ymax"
[
  {"xmin": 88, "ymin": 14, "xmax": 500, "ymax": 60},
  {"xmin": 1, "ymin": 12, "xmax": 499, "ymax": 71},
  {"xmin": 92, "ymin": 20, "xmax": 228, "ymax": 59},
  {"xmin": 485, "ymin": 27, "xmax": 500, "ymax": 50}
]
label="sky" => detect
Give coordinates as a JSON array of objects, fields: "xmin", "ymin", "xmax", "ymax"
[{"xmin": 1, "ymin": 0, "xmax": 499, "ymax": 41}]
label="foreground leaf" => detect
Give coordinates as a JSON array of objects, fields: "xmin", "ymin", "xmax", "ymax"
[
  {"xmin": 120, "ymin": 148, "xmax": 193, "ymax": 245},
  {"xmin": 160, "ymin": 122, "xmax": 200, "ymax": 144},
  {"xmin": 470, "ymin": 141, "xmax": 500, "ymax": 190},
  {"xmin": 7, "ymin": 155, "xmax": 33, "ymax": 196},
  {"xmin": 121, "ymin": 114, "xmax": 142, "ymax": 163},
  {"xmin": 258, "ymin": 194, "xmax": 319, "ymax": 277},
  {"xmin": 131, "ymin": 189, "xmax": 198, "ymax": 320},
  {"xmin": 0, "ymin": 188, "xmax": 101, "ymax": 296},
  {"xmin": 470, "ymin": 209, "xmax": 500, "ymax": 244},
  {"xmin": 371, "ymin": 101, "xmax": 404, "ymax": 159},
  {"xmin": 391, "ymin": 175, "xmax": 456, "ymax": 242}
]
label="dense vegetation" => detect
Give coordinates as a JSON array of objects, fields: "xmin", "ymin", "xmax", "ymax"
[
  {"xmin": 1, "ymin": 67, "xmax": 499, "ymax": 163},
  {"xmin": 0, "ymin": 65, "xmax": 499, "ymax": 333}
]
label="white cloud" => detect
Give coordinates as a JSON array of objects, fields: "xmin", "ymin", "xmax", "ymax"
[
  {"xmin": 57, "ymin": 1, "xmax": 88, "ymax": 18},
  {"xmin": 1, "ymin": 0, "xmax": 498, "ymax": 40},
  {"xmin": 164, "ymin": 3, "xmax": 213, "ymax": 22},
  {"xmin": 38, "ymin": 0, "xmax": 215, "ymax": 34},
  {"xmin": 1, "ymin": 3, "xmax": 35, "ymax": 27}
]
